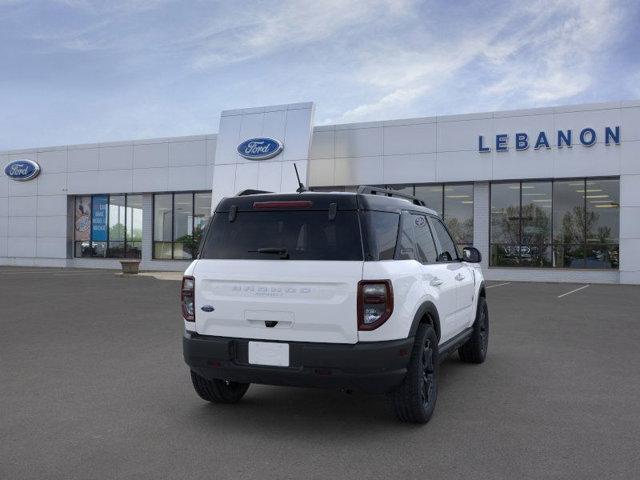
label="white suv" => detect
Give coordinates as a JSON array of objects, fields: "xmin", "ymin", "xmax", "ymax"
[{"xmin": 182, "ymin": 187, "xmax": 488, "ymax": 423}]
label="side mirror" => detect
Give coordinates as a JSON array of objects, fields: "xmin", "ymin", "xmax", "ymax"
[{"xmin": 462, "ymin": 246, "xmax": 482, "ymax": 263}]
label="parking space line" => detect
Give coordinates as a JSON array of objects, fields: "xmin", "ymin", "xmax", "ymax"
[
  {"xmin": 486, "ymin": 282, "xmax": 511, "ymax": 289},
  {"xmin": 557, "ymin": 284, "xmax": 590, "ymax": 298}
]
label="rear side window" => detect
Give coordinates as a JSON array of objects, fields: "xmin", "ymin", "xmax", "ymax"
[
  {"xmin": 396, "ymin": 212, "xmax": 416, "ymax": 260},
  {"xmin": 429, "ymin": 217, "xmax": 459, "ymax": 261},
  {"xmin": 412, "ymin": 214, "xmax": 438, "ymax": 264},
  {"xmin": 200, "ymin": 210, "xmax": 363, "ymax": 261},
  {"xmin": 362, "ymin": 211, "xmax": 400, "ymax": 261}
]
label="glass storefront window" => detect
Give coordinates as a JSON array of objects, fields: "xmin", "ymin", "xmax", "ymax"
[
  {"xmin": 153, "ymin": 191, "xmax": 212, "ymax": 260},
  {"xmin": 173, "ymin": 193, "xmax": 194, "ymax": 260},
  {"xmin": 414, "ymin": 185, "xmax": 443, "ymax": 217},
  {"xmin": 520, "ymin": 181, "xmax": 552, "ymax": 267},
  {"xmin": 553, "ymin": 180, "xmax": 587, "ymax": 268},
  {"xmin": 108, "ymin": 195, "xmax": 126, "ymax": 258},
  {"xmin": 490, "ymin": 182, "xmax": 520, "ymax": 267},
  {"xmin": 126, "ymin": 195, "xmax": 143, "ymax": 258},
  {"xmin": 73, "ymin": 193, "xmax": 143, "ymax": 259},
  {"xmin": 153, "ymin": 194, "xmax": 172, "ymax": 259},
  {"xmin": 444, "ymin": 184, "xmax": 474, "ymax": 249},
  {"xmin": 491, "ymin": 178, "xmax": 619, "ymax": 269},
  {"xmin": 585, "ymin": 178, "xmax": 619, "ymax": 269}
]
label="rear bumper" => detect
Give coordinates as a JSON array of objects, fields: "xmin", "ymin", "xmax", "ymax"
[{"xmin": 183, "ymin": 331, "xmax": 414, "ymax": 394}]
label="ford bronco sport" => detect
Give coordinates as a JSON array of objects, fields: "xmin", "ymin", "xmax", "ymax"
[{"xmin": 182, "ymin": 186, "xmax": 488, "ymax": 423}]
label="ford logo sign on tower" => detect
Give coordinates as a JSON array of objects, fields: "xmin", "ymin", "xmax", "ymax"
[
  {"xmin": 237, "ymin": 138, "xmax": 283, "ymax": 160},
  {"xmin": 4, "ymin": 159, "xmax": 41, "ymax": 181}
]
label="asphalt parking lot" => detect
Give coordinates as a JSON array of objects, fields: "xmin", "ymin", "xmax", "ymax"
[{"xmin": 1, "ymin": 268, "xmax": 639, "ymax": 480}]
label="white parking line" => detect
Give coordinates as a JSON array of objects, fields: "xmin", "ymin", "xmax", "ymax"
[
  {"xmin": 486, "ymin": 282, "xmax": 511, "ymax": 289},
  {"xmin": 557, "ymin": 284, "xmax": 590, "ymax": 298}
]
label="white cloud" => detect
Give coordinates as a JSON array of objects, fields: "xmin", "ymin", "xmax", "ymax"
[
  {"xmin": 334, "ymin": 0, "xmax": 625, "ymax": 122},
  {"xmin": 191, "ymin": 0, "xmax": 415, "ymax": 69},
  {"xmin": 481, "ymin": 0, "xmax": 622, "ymax": 105},
  {"xmin": 0, "ymin": 0, "xmax": 634, "ymax": 149}
]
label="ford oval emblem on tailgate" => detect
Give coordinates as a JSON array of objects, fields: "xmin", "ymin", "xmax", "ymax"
[{"xmin": 201, "ymin": 305, "xmax": 215, "ymax": 312}]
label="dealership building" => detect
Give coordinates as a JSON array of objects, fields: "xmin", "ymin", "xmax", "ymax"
[{"xmin": 1, "ymin": 100, "xmax": 639, "ymax": 284}]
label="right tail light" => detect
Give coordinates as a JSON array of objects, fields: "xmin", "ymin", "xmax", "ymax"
[{"xmin": 357, "ymin": 280, "xmax": 393, "ymax": 330}]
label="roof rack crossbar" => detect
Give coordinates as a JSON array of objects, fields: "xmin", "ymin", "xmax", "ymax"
[
  {"xmin": 236, "ymin": 189, "xmax": 273, "ymax": 196},
  {"xmin": 356, "ymin": 186, "xmax": 426, "ymax": 207}
]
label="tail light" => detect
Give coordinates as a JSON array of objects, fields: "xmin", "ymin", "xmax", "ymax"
[
  {"xmin": 181, "ymin": 276, "xmax": 195, "ymax": 321},
  {"xmin": 357, "ymin": 280, "xmax": 393, "ymax": 330}
]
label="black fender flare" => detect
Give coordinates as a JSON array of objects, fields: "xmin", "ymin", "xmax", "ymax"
[
  {"xmin": 408, "ymin": 301, "xmax": 442, "ymax": 341},
  {"xmin": 478, "ymin": 280, "xmax": 486, "ymax": 299}
]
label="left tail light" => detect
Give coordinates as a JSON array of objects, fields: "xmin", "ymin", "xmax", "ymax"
[
  {"xmin": 357, "ymin": 280, "xmax": 393, "ymax": 330},
  {"xmin": 181, "ymin": 276, "xmax": 195, "ymax": 321}
]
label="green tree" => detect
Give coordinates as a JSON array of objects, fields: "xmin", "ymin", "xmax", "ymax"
[
  {"xmin": 109, "ymin": 223, "xmax": 125, "ymax": 241},
  {"xmin": 176, "ymin": 226, "xmax": 205, "ymax": 259}
]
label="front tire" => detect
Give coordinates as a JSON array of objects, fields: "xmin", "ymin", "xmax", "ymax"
[
  {"xmin": 458, "ymin": 296, "xmax": 489, "ymax": 364},
  {"xmin": 388, "ymin": 323, "xmax": 438, "ymax": 424},
  {"xmin": 190, "ymin": 370, "xmax": 250, "ymax": 404}
]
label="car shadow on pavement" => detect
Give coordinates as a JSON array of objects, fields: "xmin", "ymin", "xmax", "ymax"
[{"xmin": 176, "ymin": 355, "xmax": 471, "ymax": 435}]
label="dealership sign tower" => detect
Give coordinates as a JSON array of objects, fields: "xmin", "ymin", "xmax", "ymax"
[{"xmin": 211, "ymin": 102, "xmax": 315, "ymax": 209}]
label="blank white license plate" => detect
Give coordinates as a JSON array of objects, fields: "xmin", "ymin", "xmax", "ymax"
[{"xmin": 248, "ymin": 341, "xmax": 289, "ymax": 367}]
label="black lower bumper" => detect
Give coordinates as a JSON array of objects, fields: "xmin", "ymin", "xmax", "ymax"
[{"xmin": 183, "ymin": 332, "xmax": 414, "ymax": 394}]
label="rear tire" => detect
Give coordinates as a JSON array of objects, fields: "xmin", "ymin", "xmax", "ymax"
[
  {"xmin": 458, "ymin": 296, "xmax": 489, "ymax": 364},
  {"xmin": 190, "ymin": 370, "xmax": 250, "ymax": 404},
  {"xmin": 388, "ymin": 323, "xmax": 438, "ymax": 424}
]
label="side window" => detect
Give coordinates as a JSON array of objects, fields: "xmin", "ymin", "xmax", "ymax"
[
  {"xmin": 396, "ymin": 212, "xmax": 416, "ymax": 260},
  {"xmin": 412, "ymin": 214, "xmax": 438, "ymax": 264},
  {"xmin": 430, "ymin": 217, "xmax": 459, "ymax": 262},
  {"xmin": 363, "ymin": 211, "xmax": 400, "ymax": 261}
]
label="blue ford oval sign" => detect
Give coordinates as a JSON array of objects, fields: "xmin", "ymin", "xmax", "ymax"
[
  {"xmin": 237, "ymin": 138, "xmax": 283, "ymax": 160},
  {"xmin": 4, "ymin": 159, "xmax": 41, "ymax": 181}
]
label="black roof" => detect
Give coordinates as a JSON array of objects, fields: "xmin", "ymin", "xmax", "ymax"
[{"xmin": 215, "ymin": 190, "xmax": 439, "ymax": 216}]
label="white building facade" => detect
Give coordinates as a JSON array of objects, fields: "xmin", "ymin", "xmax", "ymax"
[{"xmin": 1, "ymin": 100, "xmax": 639, "ymax": 284}]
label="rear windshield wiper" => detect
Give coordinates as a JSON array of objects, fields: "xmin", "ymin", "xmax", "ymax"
[{"xmin": 248, "ymin": 247, "xmax": 290, "ymax": 259}]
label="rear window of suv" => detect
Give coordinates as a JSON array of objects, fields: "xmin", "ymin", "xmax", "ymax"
[{"xmin": 200, "ymin": 210, "xmax": 364, "ymax": 261}]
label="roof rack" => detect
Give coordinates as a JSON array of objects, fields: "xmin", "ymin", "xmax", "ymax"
[
  {"xmin": 236, "ymin": 189, "xmax": 273, "ymax": 196},
  {"xmin": 356, "ymin": 186, "xmax": 426, "ymax": 207}
]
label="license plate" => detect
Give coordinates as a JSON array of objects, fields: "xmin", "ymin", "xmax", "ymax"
[{"xmin": 248, "ymin": 341, "xmax": 289, "ymax": 367}]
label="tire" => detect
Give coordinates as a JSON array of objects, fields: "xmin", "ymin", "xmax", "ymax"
[
  {"xmin": 458, "ymin": 296, "xmax": 489, "ymax": 364},
  {"xmin": 190, "ymin": 370, "xmax": 250, "ymax": 404},
  {"xmin": 388, "ymin": 323, "xmax": 438, "ymax": 424}
]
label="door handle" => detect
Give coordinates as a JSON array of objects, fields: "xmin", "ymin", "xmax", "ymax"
[
  {"xmin": 430, "ymin": 278, "xmax": 443, "ymax": 287},
  {"xmin": 455, "ymin": 273, "xmax": 465, "ymax": 281}
]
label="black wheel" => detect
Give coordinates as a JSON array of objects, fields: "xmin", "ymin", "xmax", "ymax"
[
  {"xmin": 190, "ymin": 370, "xmax": 250, "ymax": 404},
  {"xmin": 458, "ymin": 296, "xmax": 489, "ymax": 364},
  {"xmin": 388, "ymin": 323, "xmax": 438, "ymax": 424}
]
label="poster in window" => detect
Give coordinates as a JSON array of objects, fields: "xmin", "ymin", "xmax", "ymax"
[
  {"xmin": 91, "ymin": 195, "xmax": 108, "ymax": 242},
  {"xmin": 75, "ymin": 196, "xmax": 91, "ymax": 241}
]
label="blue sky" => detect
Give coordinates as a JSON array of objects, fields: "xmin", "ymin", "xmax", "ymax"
[{"xmin": 1, "ymin": 0, "xmax": 639, "ymax": 150}]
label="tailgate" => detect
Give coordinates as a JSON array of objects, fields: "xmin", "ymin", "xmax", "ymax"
[{"xmin": 193, "ymin": 259, "xmax": 363, "ymax": 344}]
